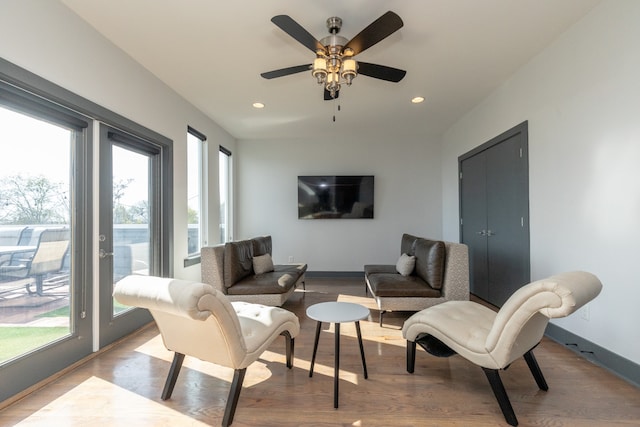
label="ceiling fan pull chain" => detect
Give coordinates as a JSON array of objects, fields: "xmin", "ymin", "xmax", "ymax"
[{"xmin": 333, "ymin": 97, "xmax": 337, "ymax": 122}]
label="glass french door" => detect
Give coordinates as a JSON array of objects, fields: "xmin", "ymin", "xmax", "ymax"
[
  {"xmin": 0, "ymin": 62, "xmax": 173, "ymax": 402},
  {"xmin": 98, "ymin": 124, "xmax": 169, "ymax": 347},
  {"xmin": 0, "ymin": 90, "xmax": 93, "ymax": 403}
]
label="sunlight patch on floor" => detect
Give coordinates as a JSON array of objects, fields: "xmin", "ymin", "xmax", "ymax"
[
  {"xmin": 336, "ymin": 293, "xmax": 378, "ymax": 310},
  {"xmin": 134, "ymin": 333, "xmax": 170, "ymax": 359},
  {"xmin": 12, "ymin": 376, "xmax": 210, "ymax": 426}
]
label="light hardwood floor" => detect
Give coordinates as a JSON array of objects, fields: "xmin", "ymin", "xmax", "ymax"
[{"xmin": 1, "ymin": 278, "xmax": 639, "ymax": 426}]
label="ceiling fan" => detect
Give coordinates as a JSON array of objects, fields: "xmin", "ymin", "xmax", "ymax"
[{"xmin": 261, "ymin": 11, "xmax": 406, "ymax": 100}]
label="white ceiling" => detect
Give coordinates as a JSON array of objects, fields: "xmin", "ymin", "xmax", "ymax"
[{"xmin": 60, "ymin": 0, "xmax": 600, "ymax": 140}]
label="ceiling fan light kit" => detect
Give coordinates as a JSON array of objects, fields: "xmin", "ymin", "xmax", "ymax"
[{"xmin": 261, "ymin": 11, "xmax": 406, "ymax": 101}]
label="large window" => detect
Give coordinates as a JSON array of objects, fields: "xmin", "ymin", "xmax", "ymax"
[
  {"xmin": 219, "ymin": 146, "xmax": 232, "ymax": 243},
  {"xmin": 187, "ymin": 127, "xmax": 207, "ymax": 257}
]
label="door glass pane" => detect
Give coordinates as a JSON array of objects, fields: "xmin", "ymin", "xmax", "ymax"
[
  {"xmin": 0, "ymin": 106, "xmax": 72, "ymax": 364},
  {"xmin": 112, "ymin": 145, "xmax": 149, "ymax": 316}
]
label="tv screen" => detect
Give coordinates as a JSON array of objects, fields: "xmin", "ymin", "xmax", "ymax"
[{"xmin": 298, "ymin": 175, "xmax": 374, "ymax": 219}]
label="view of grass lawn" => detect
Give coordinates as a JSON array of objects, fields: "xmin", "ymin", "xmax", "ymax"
[
  {"xmin": 36, "ymin": 305, "xmax": 69, "ymax": 318},
  {"xmin": 1, "ymin": 297, "xmax": 133, "ymax": 364},
  {"xmin": 34, "ymin": 298, "xmax": 129, "ymax": 319},
  {"xmin": 0, "ymin": 327, "xmax": 69, "ymax": 363}
]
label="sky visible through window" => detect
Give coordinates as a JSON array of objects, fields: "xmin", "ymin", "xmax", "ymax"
[
  {"xmin": 0, "ymin": 106, "xmax": 70, "ymax": 183},
  {"xmin": 0, "ymin": 105, "xmax": 148, "ymax": 214}
]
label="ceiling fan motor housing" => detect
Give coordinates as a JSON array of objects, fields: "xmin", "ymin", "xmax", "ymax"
[
  {"xmin": 320, "ymin": 35, "xmax": 349, "ymax": 57},
  {"xmin": 326, "ymin": 16, "xmax": 342, "ymax": 34}
]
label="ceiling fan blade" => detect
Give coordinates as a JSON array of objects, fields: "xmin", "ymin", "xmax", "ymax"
[
  {"xmin": 324, "ymin": 89, "xmax": 339, "ymax": 100},
  {"xmin": 344, "ymin": 11, "xmax": 403, "ymax": 56},
  {"xmin": 357, "ymin": 62, "xmax": 406, "ymax": 82},
  {"xmin": 271, "ymin": 15, "xmax": 326, "ymax": 53},
  {"xmin": 261, "ymin": 64, "xmax": 312, "ymax": 79}
]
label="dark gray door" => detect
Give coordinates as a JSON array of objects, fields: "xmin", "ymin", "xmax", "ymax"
[
  {"xmin": 460, "ymin": 122, "xmax": 530, "ymax": 307},
  {"xmin": 460, "ymin": 153, "xmax": 489, "ymax": 300}
]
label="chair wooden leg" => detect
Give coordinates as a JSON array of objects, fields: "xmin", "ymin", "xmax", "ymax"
[
  {"xmin": 161, "ymin": 352, "xmax": 185, "ymax": 400},
  {"xmin": 223, "ymin": 368, "xmax": 246, "ymax": 427},
  {"xmin": 482, "ymin": 368, "xmax": 518, "ymax": 426},
  {"xmin": 281, "ymin": 331, "xmax": 294, "ymax": 368},
  {"xmin": 26, "ymin": 275, "xmax": 45, "ymax": 296},
  {"xmin": 406, "ymin": 340, "xmax": 416, "ymax": 373},
  {"xmin": 524, "ymin": 350, "xmax": 549, "ymax": 391}
]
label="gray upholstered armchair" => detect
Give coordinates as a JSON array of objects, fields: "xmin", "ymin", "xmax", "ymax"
[
  {"xmin": 113, "ymin": 275, "xmax": 300, "ymax": 427},
  {"xmin": 402, "ymin": 271, "xmax": 603, "ymax": 426}
]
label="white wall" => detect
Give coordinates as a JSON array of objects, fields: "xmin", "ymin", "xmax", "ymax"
[
  {"xmin": 236, "ymin": 132, "xmax": 443, "ymax": 271},
  {"xmin": 441, "ymin": 0, "xmax": 640, "ymax": 365},
  {"xmin": 0, "ymin": 0, "xmax": 236, "ymax": 281}
]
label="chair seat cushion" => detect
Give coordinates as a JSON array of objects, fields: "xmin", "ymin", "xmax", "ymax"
[
  {"xmin": 232, "ymin": 301, "xmax": 300, "ymax": 354},
  {"xmin": 364, "ymin": 264, "xmax": 397, "ymax": 275},
  {"xmin": 226, "ymin": 264, "xmax": 306, "ymax": 296},
  {"xmin": 402, "ymin": 300, "xmax": 496, "ymax": 355},
  {"xmin": 367, "ymin": 273, "xmax": 441, "ymax": 297},
  {"xmin": 274, "ymin": 263, "xmax": 307, "ymax": 275}
]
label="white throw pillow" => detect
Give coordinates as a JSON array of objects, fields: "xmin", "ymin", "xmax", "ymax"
[
  {"xmin": 253, "ymin": 253, "xmax": 274, "ymax": 275},
  {"xmin": 396, "ymin": 253, "xmax": 416, "ymax": 276}
]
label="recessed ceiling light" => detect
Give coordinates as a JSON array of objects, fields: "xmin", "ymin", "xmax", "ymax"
[
  {"xmin": 253, "ymin": 102, "xmax": 265, "ymax": 109},
  {"xmin": 411, "ymin": 96, "xmax": 425, "ymax": 104}
]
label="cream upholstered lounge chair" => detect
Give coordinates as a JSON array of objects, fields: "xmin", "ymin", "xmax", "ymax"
[
  {"xmin": 113, "ymin": 275, "xmax": 300, "ymax": 427},
  {"xmin": 402, "ymin": 271, "xmax": 602, "ymax": 426}
]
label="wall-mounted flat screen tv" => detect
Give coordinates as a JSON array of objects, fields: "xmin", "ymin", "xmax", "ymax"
[{"xmin": 298, "ymin": 175, "xmax": 374, "ymax": 219}]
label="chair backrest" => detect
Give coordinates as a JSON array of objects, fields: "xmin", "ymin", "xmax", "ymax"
[
  {"xmin": 29, "ymin": 229, "xmax": 70, "ymax": 276},
  {"xmin": 18, "ymin": 226, "xmax": 48, "ymax": 246},
  {"xmin": 113, "ymin": 275, "xmax": 248, "ymax": 368},
  {"xmin": 0, "ymin": 226, "xmax": 27, "ymax": 246},
  {"xmin": 485, "ymin": 271, "xmax": 602, "ymax": 367},
  {"xmin": 0, "ymin": 227, "xmax": 28, "ymax": 265}
]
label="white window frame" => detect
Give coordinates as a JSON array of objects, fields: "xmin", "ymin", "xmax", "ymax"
[
  {"xmin": 219, "ymin": 145, "xmax": 232, "ymax": 243},
  {"xmin": 186, "ymin": 127, "xmax": 207, "ymax": 260}
]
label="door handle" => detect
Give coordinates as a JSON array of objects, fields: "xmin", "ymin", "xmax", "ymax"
[
  {"xmin": 486, "ymin": 230, "xmax": 496, "ymax": 236},
  {"xmin": 99, "ymin": 249, "xmax": 114, "ymax": 259},
  {"xmin": 476, "ymin": 230, "xmax": 487, "ymax": 236}
]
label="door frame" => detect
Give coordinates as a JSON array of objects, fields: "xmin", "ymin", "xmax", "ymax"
[{"xmin": 458, "ymin": 121, "xmax": 530, "ymax": 303}]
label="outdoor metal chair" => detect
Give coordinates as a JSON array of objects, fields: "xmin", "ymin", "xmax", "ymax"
[{"xmin": 0, "ymin": 228, "xmax": 70, "ymax": 296}]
